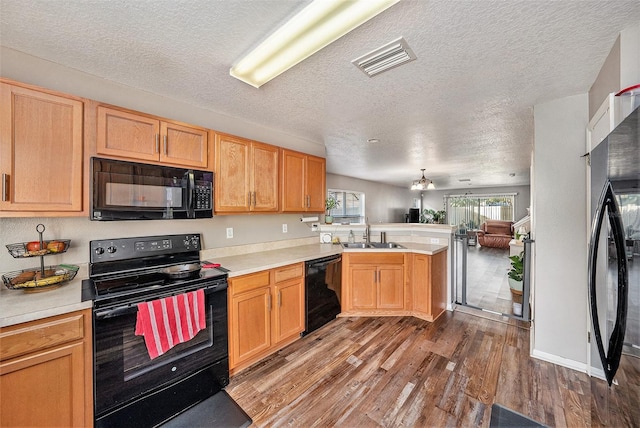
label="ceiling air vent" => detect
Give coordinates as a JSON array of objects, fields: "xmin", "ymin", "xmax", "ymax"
[{"xmin": 352, "ymin": 37, "xmax": 416, "ymax": 77}]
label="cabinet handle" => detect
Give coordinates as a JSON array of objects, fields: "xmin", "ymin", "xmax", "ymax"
[
  {"xmin": 278, "ymin": 290, "xmax": 282, "ymax": 307},
  {"xmin": 155, "ymin": 134, "xmax": 160, "ymax": 153},
  {"xmin": 2, "ymin": 173, "xmax": 8, "ymax": 201},
  {"xmin": 252, "ymin": 192, "xmax": 256, "ymax": 207},
  {"xmin": 248, "ymin": 192, "xmax": 252, "ymax": 207},
  {"xmin": 267, "ymin": 294, "xmax": 272, "ymax": 311},
  {"xmin": 163, "ymin": 135, "xmax": 168, "ymax": 155},
  {"xmin": 306, "ymin": 195, "xmax": 310, "ymax": 208}
]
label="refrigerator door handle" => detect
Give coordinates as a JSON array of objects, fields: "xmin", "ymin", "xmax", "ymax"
[{"xmin": 588, "ymin": 181, "xmax": 628, "ymax": 386}]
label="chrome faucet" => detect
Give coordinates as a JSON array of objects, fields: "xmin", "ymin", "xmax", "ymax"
[{"xmin": 363, "ymin": 218, "xmax": 370, "ymax": 243}]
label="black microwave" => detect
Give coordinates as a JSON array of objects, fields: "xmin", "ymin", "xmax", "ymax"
[{"xmin": 91, "ymin": 157, "xmax": 213, "ymax": 221}]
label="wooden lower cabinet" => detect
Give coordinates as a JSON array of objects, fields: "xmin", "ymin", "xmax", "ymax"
[
  {"xmin": 342, "ymin": 250, "xmax": 448, "ymax": 321},
  {"xmin": 228, "ymin": 263, "xmax": 304, "ymax": 374},
  {"xmin": 410, "ymin": 251, "xmax": 448, "ymax": 321},
  {"xmin": 0, "ymin": 309, "xmax": 93, "ymax": 427},
  {"xmin": 343, "ymin": 253, "xmax": 406, "ymax": 314}
]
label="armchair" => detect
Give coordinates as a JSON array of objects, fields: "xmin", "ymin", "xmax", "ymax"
[{"xmin": 477, "ymin": 220, "xmax": 513, "ymax": 249}]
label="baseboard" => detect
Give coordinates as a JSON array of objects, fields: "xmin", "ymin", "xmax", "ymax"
[
  {"xmin": 530, "ymin": 348, "xmax": 587, "ymax": 373},
  {"xmin": 590, "ymin": 367, "xmax": 606, "ymax": 380}
]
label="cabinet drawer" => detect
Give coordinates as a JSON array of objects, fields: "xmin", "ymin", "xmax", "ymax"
[
  {"xmin": 273, "ymin": 263, "xmax": 303, "ymax": 284},
  {"xmin": 0, "ymin": 313, "xmax": 85, "ymax": 361},
  {"xmin": 230, "ymin": 270, "xmax": 270, "ymax": 295},
  {"xmin": 346, "ymin": 253, "xmax": 405, "ymax": 265}
]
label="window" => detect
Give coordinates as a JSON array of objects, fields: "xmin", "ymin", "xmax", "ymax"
[
  {"xmin": 327, "ymin": 189, "xmax": 365, "ymax": 224},
  {"xmin": 445, "ymin": 193, "xmax": 515, "ymax": 229}
]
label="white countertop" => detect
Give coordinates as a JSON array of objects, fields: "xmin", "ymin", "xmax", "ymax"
[
  {"xmin": 205, "ymin": 242, "xmax": 447, "ymax": 277},
  {"xmin": 0, "ymin": 264, "xmax": 92, "ymax": 328},
  {"xmin": 1, "ymin": 242, "xmax": 448, "ymax": 328}
]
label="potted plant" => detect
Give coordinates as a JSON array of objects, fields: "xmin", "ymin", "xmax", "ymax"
[
  {"xmin": 324, "ymin": 196, "xmax": 340, "ymax": 224},
  {"xmin": 508, "ymin": 251, "xmax": 524, "ymax": 315}
]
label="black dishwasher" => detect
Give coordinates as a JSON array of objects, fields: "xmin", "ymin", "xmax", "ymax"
[{"xmin": 304, "ymin": 254, "xmax": 342, "ymax": 335}]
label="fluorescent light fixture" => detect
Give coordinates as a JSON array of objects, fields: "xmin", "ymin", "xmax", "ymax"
[{"xmin": 230, "ymin": 0, "xmax": 401, "ymax": 88}]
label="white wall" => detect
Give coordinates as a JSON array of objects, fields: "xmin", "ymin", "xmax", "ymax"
[
  {"xmin": 327, "ymin": 173, "xmax": 414, "ymax": 223},
  {"xmin": 531, "ymin": 93, "xmax": 589, "ymax": 369},
  {"xmin": 620, "ymin": 23, "xmax": 640, "ymax": 89}
]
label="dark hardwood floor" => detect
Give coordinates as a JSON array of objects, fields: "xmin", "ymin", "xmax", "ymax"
[{"xmin": 227, "ymin": 312, "xmax": 640, "ymax": 427}]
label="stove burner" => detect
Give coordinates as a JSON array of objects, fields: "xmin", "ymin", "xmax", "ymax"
[
  {"xmin": 95, "ymin": 272, "xmax": 169, "ymax": 296},
  {"xmin": 104, "ymin": 278, "xmax": 166, "ymax": 294}
]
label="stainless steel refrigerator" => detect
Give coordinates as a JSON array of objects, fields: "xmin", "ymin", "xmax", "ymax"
[{"xmin": 588, "ymin": 102, "xmax": 639, "ymax": 387}]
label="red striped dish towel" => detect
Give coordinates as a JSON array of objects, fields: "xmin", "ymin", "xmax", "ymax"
[{"xmin": 135, "ymin": 289, "xmax": 206, "ymax": 359}]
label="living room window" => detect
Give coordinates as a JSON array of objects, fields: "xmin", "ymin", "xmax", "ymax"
[
  {"xmin": 327, "ymin": 189, "xmax": 365, "ymax": 224},
  {"xmin": 445, "ymin": 193, "xmax": 516, "ymax": 229}
]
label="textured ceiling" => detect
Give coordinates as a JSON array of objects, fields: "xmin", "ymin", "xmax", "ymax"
[{"xmin": 2, "ymin": 0, "xmax": 640, "ymax": 190}]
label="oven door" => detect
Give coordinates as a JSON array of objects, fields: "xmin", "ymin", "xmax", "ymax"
[{"xmin": 93, "ymin": 285, "xmax": 228, "ymax": 420}]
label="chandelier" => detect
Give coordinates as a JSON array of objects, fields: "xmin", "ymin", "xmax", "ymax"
[{"xmin": 410, "ymin": 168, "xmax": 435, "ymax": 190}]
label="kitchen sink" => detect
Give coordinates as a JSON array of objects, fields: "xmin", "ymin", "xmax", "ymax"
[
  {"xmin": 368, "ymin": 242, "xmax": 406, "ymax": 249},
  {"xmin": 341, "ymin": 242, "xmax": 372, "ymax": 249},
  {"xmin": 341, "ymin": 242, "xmax": 405, "ymax": 249}
]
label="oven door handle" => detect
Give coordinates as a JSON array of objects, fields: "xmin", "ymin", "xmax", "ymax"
[{"xmin": 95, "ymin": 304, "xmax": 139, "ymax": 319}]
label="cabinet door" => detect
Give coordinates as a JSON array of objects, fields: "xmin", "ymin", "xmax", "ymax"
[
  {"xmin": 215, "ymin": 134, "xmax": 251, "ymax": 212},
  {"xmin": 281, "ymin": 149, "xmax": 306, "ymax": 212},
  {"xmin": 430, "ymin": 251, "xmax": 448, "ymax": 320},
  {"xmin": 251, "ymin": 142, "xmax": 279, "ymax": 212},
  {"xmin": 305, "ymin": 155, "xmax": 326, "ymax": 212},
  {"xmin": 0, "ymin": 342, "xmax": 87, "ymax": 427},
  {"xmin": 160, "ymin": 121, "xmax": 208, "ymax": 169},
  {"xmin": 273, "ymin": 279, "xmax": 304, "ymax": 343},
  {"xmin": 411, "ymin": 254, "xmax": 431, "ymax": 315},
  {"xmin": 229, "ymin": 287, "xmax": 271, "ymax": 368},
  {"xmin": 378, "ymin": 265, "xmax": 404, "ymax": 309},
  {"xmin": 96, "ymin": 106, "xmax": 160, "ymax": 162},
  {"xmin": 0, "ymin": 83, "xmax": 83, "ymax": 213},
  {"xmin": 349, "ymin": 265, "xmax": 377, "ymax": 309}
]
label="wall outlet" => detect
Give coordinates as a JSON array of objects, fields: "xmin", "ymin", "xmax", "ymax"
[
  {"xmin": 282, "ymin": 223, "xmax": 288, "ymax": 233},
  {"xmin": 226, "ymin": 227, "xmax": 234, "ymax": 239},
  {"xmin": 311, "ymin": 223, "xmax": 319, "ymax": 231},
  {"xmin": 430, "ymin": 238, "xmax": 439, "ymax": 244}
]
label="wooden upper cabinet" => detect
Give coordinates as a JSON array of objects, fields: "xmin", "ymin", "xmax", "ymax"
[
  {"xmin": 160, "ymin": 121, "xmax": 208, "ymax": 168},
  {"xmin": 281, "ymin": 149, "xmax": 326, "ymax": 212},
  {"xmin": 97, "ymin": 105, "xmax": 208, "ymax": 169},
  {"xmin": 251, "ymin": 142, "xmax": 279, "ymax": 212},
  {"xmin": 0, "ymin": 82, "xmax": 84, "ymax": 214},
  {"xmin": 214, "ymin": 133, "xmax": 279, "ymax": 213},
  {"xmin": 305, "ymin": 154, "xmax": 326, "ymax": 212}
]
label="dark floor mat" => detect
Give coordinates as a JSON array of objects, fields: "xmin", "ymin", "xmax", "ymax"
[
  {"xmin": 490, "ymin": 403, "xmax": 546, "ymax": 428},
  {"xmin": 160, "ymin": 390, "xmax": 252, "ymax": 428}
]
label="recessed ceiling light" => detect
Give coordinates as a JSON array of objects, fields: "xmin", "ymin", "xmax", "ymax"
[{"xmin": 230, "ymin": 0, "xmax": 400, "ymax": 88}]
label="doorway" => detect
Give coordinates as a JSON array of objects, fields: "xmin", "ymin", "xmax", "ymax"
[{"xmin": 453, "ymin": 234, "xmax": 532, "ymax": 320}]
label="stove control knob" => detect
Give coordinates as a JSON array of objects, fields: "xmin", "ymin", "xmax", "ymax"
[
  {"xmin": 107, "ymin": 246, "xmax": 117, "ymax": 254},
  {"xmin": 95, "ymin": 247, "xmax": 105, "ymax": 255}
]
